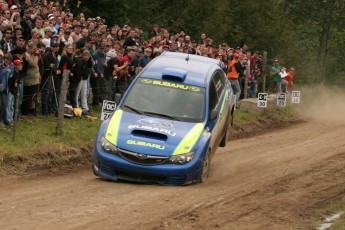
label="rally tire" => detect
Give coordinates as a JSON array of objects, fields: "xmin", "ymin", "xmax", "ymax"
[
  {"xmin": 220, "ymin": 111, "xmax": 233, "ymax": 147},
  {"xmin": 199, "ymin": 150, "xmax": 211, "ymax": 183}
]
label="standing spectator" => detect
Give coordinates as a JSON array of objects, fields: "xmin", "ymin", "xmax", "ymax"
[
  {"xmin": 75, "ymin": 28, "xmax": 89, "ymax": 50},
  {"xmin": 128, "ymin": 48, "xmax": 140, "ymax": 86},
  {"xmin": 42, "ymin": 26, "xmax": 54, "ymax": 48},
  {"xmin": 0, "ymin": 27, "xmax": 14, "ymax": 54},
  {"xmin": 6, "ymin": 59, "xmax": 22, "ymax": 125},
  {"xmin": 73, "ymin": 50, "xmax": 92, "ymax": 115},
  {"xmin": 1, "ymin": 9, "xmax": 11, "ymax": 29},
  {"xmin": 120, "ymin": 49, "xmax": 135, "ymax": 87},
  {"xmin": 20, "ymin": 9, "xmax": 34, "ymax": 40},
  {"xmin": 92, "ymin": 45, "xmax": 106, "ymax": 107},
  {"xmin": 70, "ymin": 23, "xmax": 82, "ymax": 45},
  {"xmin": 248, "ymin": 66, "xmax": 261, "ymax": 98},
  {"xmin": 114, "ymin": 50, "xmax": 130, "ymax": 95},
  {"xmin": 226, "ymin": 53, "xmax": 242, "ymax": 101},
  {"xmin": 197, "ymin": 33, "xmax": 207, "ymax": 46},
  {"xmin": 33, "ymin": 17, "xmax": 45, "ymax": 37},
  {"xmin": 105, "ymin": 49, "xmax": 123, "ymax": 100},
  {"xmin": 105, "ymin": 40, "xmax": 117, "ymax": 63},
  {"xmin": 60, "ymin": 28, "xmax": 73, "ymax": 52},
  {"xmin": 270, "ymin": 59, "xmax": 288, "ymax": 93},
  {"xmin": 11, "ymin": 46, "xmax": 27, "ymax": 115},
  {"xmin": 22, "ymin": 42, "xmax": 40, "ymax": 116},
  {"xmin": 123, "ymin": 29, "xmax": 136, "ymax": 50},
  {"xmin": 150, "ymin": 24, "xmax": 159, "ymax": 38},
  {"xmin": 12, "ymin": 25, "xmax": 24, "ymax": 44},
  {"xmin": 71, "ymin": 49, "xmax": 91, "ymax": 115},
  {"xmin": 0, "ymin": 53, "xmax": 14, "ymax": 125},
  {"xmin": 169, "ymin": 42, "xmax": 178, "ymax": 52},
  {"xmin": 284, "ymin": 67, "xmax": 295, "ymax": 92},
  {"xmin": 41, "ymin": 40, "xmax": 61, "ymax": 115},
  {"xmin": 250, "ymin": 51, "xmax": 258, "ymax": 73},
  {"xmin": 139, "ymin": 48, "xmax": 152, "ymax": 69}
]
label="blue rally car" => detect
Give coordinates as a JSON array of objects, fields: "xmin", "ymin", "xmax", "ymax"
[{"xmin": 93, "ymin": 52, "xmax": 235, "ymax": 185}]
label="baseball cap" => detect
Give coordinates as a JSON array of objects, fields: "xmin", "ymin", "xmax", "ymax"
[
  {"xmin": 17, "ymin": 35, "xmax": 25, "ymax": 40},
  {"xmin": 13, "ymin": 59, "xmax": 23, "ymax": 65},
  {"xmin": 10, "ymin": 5, "xmax": 18, "ymax": 10},
  {"xmin": 50, "ymin": 40, "xmax": 59, "ymax": 47}
]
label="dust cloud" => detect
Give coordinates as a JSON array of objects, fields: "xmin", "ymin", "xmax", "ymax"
[{"xmin": 296, "ymin": 84, "xmax": 345, "ymax": 123}]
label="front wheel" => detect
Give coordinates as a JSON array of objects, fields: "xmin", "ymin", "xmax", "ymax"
[
  {"xmin": 199, "ymin": 150, "xmax": 211, "ymax": 183},
  {"xmin": 220, "ymin": 111, "xmax": 233, "ymax": 147}
]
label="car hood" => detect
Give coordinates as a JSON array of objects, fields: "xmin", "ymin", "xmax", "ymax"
[{"xmin": 104, "ymin": 110, "xmax": 205, "ymax": 156}]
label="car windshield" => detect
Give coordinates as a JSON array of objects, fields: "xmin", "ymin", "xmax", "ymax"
[{"xmin": 122, "ymin": 78, "xmax": 205, "ymax": 122}]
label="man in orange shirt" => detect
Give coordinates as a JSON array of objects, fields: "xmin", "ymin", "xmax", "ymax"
[
  {"xmin": 227, "ymin": 53, "xmax": 242, "ymax": 101},
  {"xmin": 284, "ymin": 67, "xmax": 295, "ymax": 92}
]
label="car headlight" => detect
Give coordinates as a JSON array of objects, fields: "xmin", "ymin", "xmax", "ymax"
[
  {"xmin": 101, "ymin": 137, "xmax": 119, "ymax": 154},
  {"xmin": 169, "ymin": 152, "xmax": 195, "ymax": 164}
]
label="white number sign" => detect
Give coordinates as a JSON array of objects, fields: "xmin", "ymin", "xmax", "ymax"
[
  {"xmin": 101, "ymin": 100, "xmax": 116, "ymax": 121},
  {"xmin": 277, "ymin": 93, "xmax": 286, "ymax": 107},
  {"xmin": 291, "ymin": 91, "xmax": 301, "ymax": 104},
  {"xmin": 257, "ymin": 93, "xmax": 268, "ymax": 108}
]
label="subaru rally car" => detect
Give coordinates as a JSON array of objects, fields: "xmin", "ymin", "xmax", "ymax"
[{"xmin": 93, "ymin": 52, "xmax": 235, "ymax": 185}]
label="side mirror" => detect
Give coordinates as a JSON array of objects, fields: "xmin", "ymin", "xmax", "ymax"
[
  {"xmin": 114, "ymin": 93, "xmax": 122, "ymax": 105},
  {"xmin": 209, "ymin": 109, "xmax": 218, "ymax": 120}
]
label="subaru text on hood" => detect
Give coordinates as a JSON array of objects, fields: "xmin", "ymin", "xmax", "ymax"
[{"xmin": 93, "ymin": 52, "xmax": 235, "ymax": 185}]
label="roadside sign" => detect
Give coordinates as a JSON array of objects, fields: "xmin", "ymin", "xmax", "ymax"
[
  {"xmin": 291, "ymin": 91, "xmax": 301, "ymax": 104},
  {"xmin": 277, "ymin": 93, "xmax": 286, "ymax": 107},
  {"xmin": 101, "ymin": 100, "xmax": 116, "ymax": 120},
  {"xmin": 257, "ymin": 93, "xmax": 268, "ymax": 108}
]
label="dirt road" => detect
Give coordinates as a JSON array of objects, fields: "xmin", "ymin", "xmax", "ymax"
[{"xmin": 1, "ymin": 115, "xmax": 345, "ymax": 230}]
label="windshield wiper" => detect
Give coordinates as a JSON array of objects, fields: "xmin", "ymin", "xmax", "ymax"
[
  {"xmin": 122, "ymin": 105, "xmax": 143, "ymax": 114},
  {"xmin": 142, "ymin": 111, "xmax": 180, "ymax": 121}
]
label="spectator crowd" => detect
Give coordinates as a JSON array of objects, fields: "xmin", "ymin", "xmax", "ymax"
[{"xmin": 0, "ymin": 0, "xmax": 295, "ymax": 127}]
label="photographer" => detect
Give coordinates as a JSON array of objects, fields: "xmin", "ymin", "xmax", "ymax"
[{"xmin": 41, "ymin": 40, "xmax": 61, "ymax": 115}]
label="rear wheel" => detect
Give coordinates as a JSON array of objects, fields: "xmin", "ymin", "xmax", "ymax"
[{"xmin": 199, "ymin": 150, "xmax": 211, "ymax": 183}]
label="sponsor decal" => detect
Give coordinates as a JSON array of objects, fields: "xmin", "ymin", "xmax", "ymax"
[
  {"xmin": 128, "ymin": 124, "xmax": 176, "ymax": 136},
  {"xmin": 141, "ymin": 79, "xmax": 201, "ymax": 92},
  {"xmin": 138, "ymin": 118, "xmax": 173, "ymax": 128},
  {"xmin": 141, "ymin": 79, "xmax": 153, "ymax": 84},
  {"xmin": 127, "ymin": 140, "xmax": 165, "ymax": 150}
]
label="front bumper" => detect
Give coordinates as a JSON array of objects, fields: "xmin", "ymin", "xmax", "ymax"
[{"xmin": 93, "ymin": 141, "xmax": 204, "ymax": 185}]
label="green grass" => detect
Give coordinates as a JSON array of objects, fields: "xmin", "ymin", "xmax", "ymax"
[
  {"xmin": 324, "ymin": 198, "xmax": 345, "ymax": 230},
  {"xmin": 0, "ymin": 108, "xmax": 103, "ymax": 156},
  {"xmin": 234, "ymin": 104, "xmax": 298, "ymax": 124},
  {"xmin": 233, "ymin": 109, "xmax": 257, "ymax": 121}
]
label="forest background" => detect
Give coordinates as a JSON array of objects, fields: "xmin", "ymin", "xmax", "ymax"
[{"xmin": 71, "ymin": 0, "xmax": 345, "ymax": 87}]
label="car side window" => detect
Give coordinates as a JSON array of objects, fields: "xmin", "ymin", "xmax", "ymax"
[
  {"xmin": 209, "ymin": 79, "xmax": 218, "ymax": 112},
  {"xmin": 213, "ymin": 71, "xmax": 225, "ymax": 99}
]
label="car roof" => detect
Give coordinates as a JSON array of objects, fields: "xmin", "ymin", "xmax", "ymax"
[{"xmin": 139, "ymin": 52, "xmax": 221, "ymax": 87}]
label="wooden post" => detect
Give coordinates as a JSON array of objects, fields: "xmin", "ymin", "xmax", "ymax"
[
  {"xmin": 262, "ymin": 51, "xmax": 267, "ymax": 92},
  {"xmin": 56, "ymin": 69, "xmax": 70, "ymax": 136}
]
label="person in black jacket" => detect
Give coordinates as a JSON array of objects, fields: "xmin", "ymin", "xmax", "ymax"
[
  {"xmin": 41, "ymin": 41, "xmax": 61, "ymax": 115},
  {"xmin": 20, "ymin": 9, "xmax": 34, "ymax": 41},
  {"xmin": 6, "ymin": 59, "xmax": 23, "ymax": 125},
  {"xmin": 70, "ymin": 49, "xmax": 91, "ymax": 114}
]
